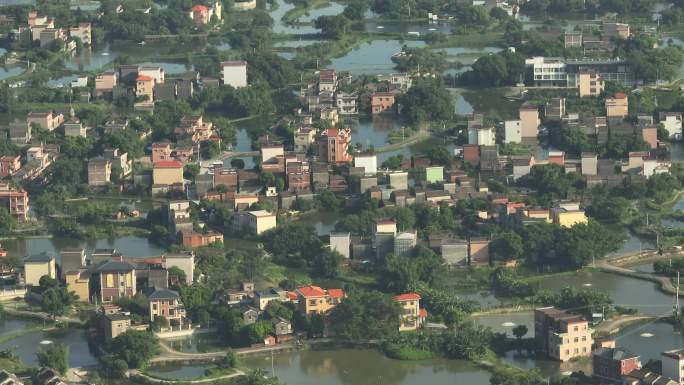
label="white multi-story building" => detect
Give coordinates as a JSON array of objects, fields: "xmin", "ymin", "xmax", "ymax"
[
  {"xmin": 504, "ymin": 120, "xmax": 521, "ymax": 144},
  {"xmin": 354, "ymin": 153, "xmax": 377, "ymax": 174},
  {"xmin": 526, "ymin": 57, "xmax": 567, "ymax": 87},
  {"xmin": 222, "ymin": 61, "xmax": 248, "ymax": 88},
  {"xmin": 335, "ymin": 91, "xmax": 358, "ymax": 115},
  {"xmin": 468, "ymin": 126, "xmax": 495, "ymax": 146}
]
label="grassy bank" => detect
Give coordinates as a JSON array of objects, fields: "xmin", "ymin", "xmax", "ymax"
[
  {"xmin": 0, "ymin": 325, "xmax": 44, "ymax": 344},
  {"xmin": 282, "ymin": 0, "xmax": 331, "ymax": 24}
]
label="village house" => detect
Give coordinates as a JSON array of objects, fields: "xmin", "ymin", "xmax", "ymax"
[
  {"xmin": 153, "ymin": 161, "xmax": 184, "ymax": 186},
  {"xmin": 68, "ymin": 22, "xmax": 91, "ymax": 45},
  {"xmin": 26, "ymin": 111, "xmax": 64, "ymax": 131},
  {"xmin": 64, "ymin": 270, "xmax": 90, "ymax": 302},
  {"xmin": 371, "ymin": 92, "xmax": 396, "ymax": 114},
  {"xmin": 190, "ymin": 4, "xmax": 209, "ymax": 25},
  {"xmin": 606, "ymin": 93, "xmax": 629, "ymax": 118},
  {"xmin": 179, "ymin": 230, "xmax": 223, "ymax": 248},
  {"xmin": 593, "ymin": 347, "xmax": 641, "ymax": 383},
  {"xmin": 318, "ymin": 128, "xmax": 353, "ymax": 164},
  {"xmin": 148, "ymin": 287, "xmax": 187, "ymax": 328},
  {"xmin": 296, "ymin": 285, "xmax": 345, "ymax": 315},
  {"xmin": 222, "ymin": 61, "xmax": 248, "ymax": 88},
  {"xmin": 96, "ymin": 259, "xmax": 136, "ymax": 302},
  {"xmin": 535, "ymin": 307, "xmax": 593, "ymax": 362},
  {"xmin": 578, "ymin": 70, "xmax": 604, "ymax": 97},
  {"xmin": 0, "ymin": 156, "xmax": 21, "ymax": 178},
  {"xmin": 136, "ymin": 75, "xmax": 155, "ymax": 102},
  {"xmin": 87, "ymin": 159, "xmax": 112, "ymax": 186},
  {"xmin": 95, "ymin": 72, "xmax": 117, "ymax": 97},
  {"xmin": 0, "ymin": 183, "xmax": 29, "ymax": 221},
  {"xmin": 8, "ymin": 120, "xmax": 31, "ymax": 144},
  {"xmin": 23, "ymin": 252, "xmax": 56, "ymax": 286},
  {"xmin": 393, "ymin": 293, "xmax": 426, "ymax": 331},
  {"xmin": 103, "ymin": 312, "xmax": 132, "ymax": 341}
]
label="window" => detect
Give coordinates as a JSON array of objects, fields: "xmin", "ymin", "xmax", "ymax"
[
  {"xmin": 582, "ymin": 347, "xmax": 587, "ymax": 352},
  {"xmin": 574, "ymin": 348, "xmax": 579, "ymax": 354},
  {"xmin": 573, "ymin": 326, "xmax": 578, "ymax": 332},
  {"xmin": 574, "ymin": 337, "xmax": 578, "ymax": 343},
  {"xmin": 582, "ymin": 336, "xmax": 586, "ymax": 341}
]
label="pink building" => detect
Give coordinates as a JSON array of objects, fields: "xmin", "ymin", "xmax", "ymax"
[
  {"xmin": 318, "ymin": 128, "xmax": 353, "ymax": 164},
  {"xmin": 371, "ymin": 92, "xmax": 396, "ymax": 114}
]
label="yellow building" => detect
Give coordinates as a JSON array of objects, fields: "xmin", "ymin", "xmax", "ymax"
[
  {"xmin": 65, "ymin": 270, "xmax": 90, "ymax": 302},
  {"xmin": 24, "ymin": 253, "xmax": 55, "ymax": 286},
  {"xmin": 606, "ymin": 93, "xmax": 628, "ymax": 118},
  {"xmin": 393, "ymin": 293, "xmax": 426, "ymax": 331},
  {"xmin": 296, "ymin": 285, "xmax": 345, "ymax": 315},
  {"xmin": 578, "ymin": 71, "xmax": 604, "ymax": 98},
  {"xmin": 553, "ymin": 209, "xmax": 588, "ymax": 228},
  {"xmin": 136, "ymin": 75, "xmax": 154, "ymax": 102},
  {"xmin": 153, "ymin": 161, "xmax": 184, "ymax": 185},
  {"xmin": 247, "ymin": 210, "xmax": 277, "ymax": 235}
]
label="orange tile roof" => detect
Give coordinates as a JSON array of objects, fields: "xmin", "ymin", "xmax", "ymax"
[
  {"xmin": 613, "ymin": 92, "xmax": 627, "ymax": 99},
  {"xmin": 192, "ymin": 5, "xmax": 208, "ymax": 11},
  {"xmin": 286, "ymin": 291, "xmax": 298, "ymax": 301},
  {"xmin": 136, "ymin": 75, "xmax": 153, "ymax": 82},
  {"xmin": 418, "ymin": 308, "xmax": 427, "ymax": 318},
  {"xmin": 393, "ymin": 293, "xmax": 421, "ymax": 301},
  {"xmin": 328, "ymin": 288, "xmax": 345, "ymax": 298},
  {"xmin": 297, "ymin": 285, "xmax": 327, "ymax": 298}
]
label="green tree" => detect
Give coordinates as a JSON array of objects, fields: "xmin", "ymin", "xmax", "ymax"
[
  {"xmin": 329, "ymin": 291, "xmax": 401, "ymax": 340},
  {"xmin": 36, "ymin": 343, "xmax": 69, "ymax": 374},
  {"xmin": 491, "ymin": 231, "xmax": 523, "ymax": 261},
  {"xmin": 41, "ymin": 286, "xmax": 77, "ymax": 318},
  {"xmin": 0, "ymin": 208, "xmax": 15, "ymax": 235},
  {"xmin": 312, "ymin": 249, "xmax": 343, "ymax": 278},
  {"xmin": 111, "ymin": 330, "xmax": 159, "ymax": 368},
  {"xmin": 398, "ymin": 79, "xmax": 453, "ymax": 125},
  {"xmin": 512, "ymin": 324, "xmax": 528, "ymax": 340}
]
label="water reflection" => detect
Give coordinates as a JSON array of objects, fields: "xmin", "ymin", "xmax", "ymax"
[
  {"xmin": 0, "ymin": 327, "xmax": 97, "ymax": 368},
  {"xmin": 329, "ymin": 40, "xmax": 425, "ymax": 75},
  {"xmin": 2, "ymin": 235, "xmax": 165, "ymax": 262},
  {"xmin": 147, "ymin": 364, "xmax": 215, "ymax": 380},
  {"xmin": 242, "ymin": 349, "xmax": 491, "ymax": 385},
  {"xmin": 534, "ymin": 271, "xmax": 672, "ymax": 316},
  {"xmin": 618, "ymin": 321, "xmax": 684, "ymax": 362}
]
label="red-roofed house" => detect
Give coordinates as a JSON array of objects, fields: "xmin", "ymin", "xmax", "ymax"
[
  {"xmin": 153, "ymin": 161, "xmax": 184, "ymax": 185},
  {"xmin": 191, "ymin": 5, "xmax": 209, "ymax": 25},
  {"xmin": 317, "ymin": 127, "xmax": 352, "ymax": 164},
  {"xmin": 296, "ymin": 285, "xmax": 345, "ymax": 315},
  {"xmin": 393, "ymin": 293, "xmax": 425, "ymax": 331},
  {"xmin": 136, "ymin": 75, "xmax": 154, "ymax": 102}
]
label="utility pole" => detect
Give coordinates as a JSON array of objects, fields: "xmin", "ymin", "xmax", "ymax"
[{"xmin": 675, "ymin": 271, "xmax": 681, "ymax": 318}]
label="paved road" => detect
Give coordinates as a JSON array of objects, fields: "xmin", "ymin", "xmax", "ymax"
[{"xmin": 151, "ymin": 340, "xmax": 305, "ymax": 364}]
